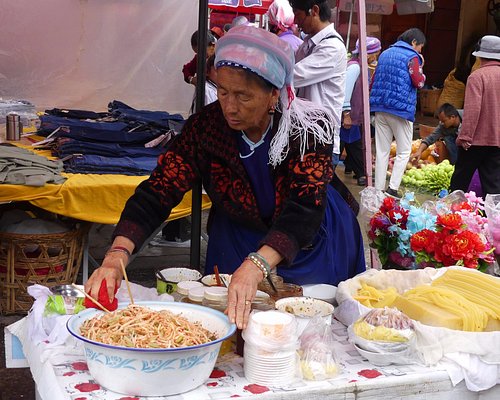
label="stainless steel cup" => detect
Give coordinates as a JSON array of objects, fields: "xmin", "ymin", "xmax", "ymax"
[{"xmin": 6, "ymin": 113, "xmax": 22, "ymax": 141}]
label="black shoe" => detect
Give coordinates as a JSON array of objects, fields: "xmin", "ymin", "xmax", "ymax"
[
  {"xmin": 385, "ymin": 188, "xmax": 401, "ymax": 198},
  {"xmin": 344, "ymin": 168, "xmax": 353, "ymax": 175},
  {"xmin": 357, "ymin": 176, "xmax": 367, "ymax": 186}
]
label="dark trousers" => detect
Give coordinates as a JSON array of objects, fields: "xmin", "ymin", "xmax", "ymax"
[
  {"xmin": 340, "ymin": 139, "xmax": 365, "ymax": 178},
  {"xmin": 449, "ymin": 146, "xmax": 500, "ymax": 195}
]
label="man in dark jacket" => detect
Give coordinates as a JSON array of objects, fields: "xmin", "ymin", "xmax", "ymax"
[{"xmin": 412, "ymin": 103, "xmax": 462, "ymax": 164}]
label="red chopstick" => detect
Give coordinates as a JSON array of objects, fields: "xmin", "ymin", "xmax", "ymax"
[{"xmin": 214, "ymin": 265, "xmax": 222, "ymax": 287}]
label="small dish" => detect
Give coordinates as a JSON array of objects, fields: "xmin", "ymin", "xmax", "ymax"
[
  {"xmin": 201, "ymin": 274, "xmax": 232, "ymax": 287},
  {"xmin": 301, "ymin": 284, "xmax": 337, "ymax": 305},
  {"xmin": 156, "ymin": 267, "xmax": 202, "ymax": 294},
  {"xmin": 275, "ymin": 296, "xmax": 334, "ymax": 336},
  {"xmin": 353, "ymin": 344, "xmax": 409, "ymax": 366}
]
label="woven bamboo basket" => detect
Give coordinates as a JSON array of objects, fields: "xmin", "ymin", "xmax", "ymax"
[{"xmin": 0, "ymin": 222, "xmax": 90, "ymax": 314}]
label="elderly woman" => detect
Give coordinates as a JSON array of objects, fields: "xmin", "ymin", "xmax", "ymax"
[{"xmin": 85, "ymin": 26, "xmax": 365, "ymax": 329}]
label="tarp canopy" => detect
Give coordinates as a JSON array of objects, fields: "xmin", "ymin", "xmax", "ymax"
[
  {"xmin": 208, "ymin": 0, "xmax": 273, "ymax": 15},
  {"xmin": 0, "ymin": 0, "xmax": 199, "ymax": 116}
]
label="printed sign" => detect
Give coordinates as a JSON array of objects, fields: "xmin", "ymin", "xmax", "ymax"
[
  {"xmin": 209, "ymin": 0, "xmax": 263, "ymax": 7},
  {"xmin": 208, "ymin": 0, "xmax": 239, "ymax": 7},
  {"xmin": 244, "ymin": 0, "xmax": 263, "ymax": 6},
  {"xmin": 339, "ymin": 0, "xmax": 394, "ymax": 15}
]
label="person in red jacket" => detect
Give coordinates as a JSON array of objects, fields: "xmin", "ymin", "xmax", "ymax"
[{"xmin": 182, "ymin": 30, "xmax": 217, "ymax": 87}]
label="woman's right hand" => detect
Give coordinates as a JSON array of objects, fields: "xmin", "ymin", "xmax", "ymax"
[{"xmin": 84, "ymin": 252, "xmax": 126, "ymax": 302}]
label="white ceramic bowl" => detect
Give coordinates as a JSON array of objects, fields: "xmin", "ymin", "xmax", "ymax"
[
  {"xmin": 301, "ymin": 284, "xmax": 338, "ymax": 305},
  {"xmin": 353, "ymin": 344, "xmax": 409, "ymax": 366},
  {"xmin": 67, "ymin": 301, "xmax": 236, "ymax": 396},
  {"xmin": 275, "ymin": 297, "xmax": 334, "ymax": 336},
  {"xmin": 157, "ymin": 267, "xmax": 202, "ymax": 294},
  {"xmin": 201, "ymin": 273, "xmax": 232, "ymax": 287}
]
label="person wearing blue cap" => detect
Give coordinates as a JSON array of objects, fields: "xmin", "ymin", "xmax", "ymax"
[{"xmin": 341, "ymin": 37, "xmax": 381, "ymax": 186}]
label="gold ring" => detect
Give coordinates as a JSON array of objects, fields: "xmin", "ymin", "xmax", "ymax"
[{"xmin": 245, "ymin": 300, "xmax": 251, "ymax": 305}]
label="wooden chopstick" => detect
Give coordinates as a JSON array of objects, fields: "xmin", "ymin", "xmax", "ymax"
[
  {"xmin": 119, "ymin": 259, "xmax": 134, "ymax": 305},
  {"xmin": 214, "ymin": 265, "xmax": 222, "ymax": 287},
  {"xmin": 71, "ymin": 283, "xmax": 111, "ymax": 313}
]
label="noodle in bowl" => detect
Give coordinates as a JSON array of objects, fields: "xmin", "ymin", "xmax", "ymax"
[{"xmin": 67, "ymin": 301, "xmax": 236, "ymax": 396}]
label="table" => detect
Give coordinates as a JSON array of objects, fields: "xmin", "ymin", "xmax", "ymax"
[
  {"xmin": 0, "ymin": 140, "xmax": 211, "ymax": 225},
  {"xmin": 6, "ymin": 315, "xmax": 499, "ymax": 400},
  {"xmin": 0, "ymin": 137, "xmax": 212, "ymax": 279}
]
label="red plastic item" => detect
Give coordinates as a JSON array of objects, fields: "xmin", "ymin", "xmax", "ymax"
[{"xmin": 83, "ymin": 279, "xmax": 118, "ymax": 311}]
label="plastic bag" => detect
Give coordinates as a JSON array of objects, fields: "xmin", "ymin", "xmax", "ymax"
[
  {"xmin": 359, "ymin": 186, "xmax": 386, "ymax": 232},
  {"xmin": 298, "ymin": 316, "xmax": 341, "ymax": 380},
  {"xmin": 348, "ymin": 307, "xmax": 415, "ymax": 354},
  {"xmin": 44, "ymin": 295, "xmax": 85, "ymax": 316},
  {"xmin": 242, "ymin": 310, "xmax": 299, "ymax": 352},
  {"xmin": 485, "ymin": 194, "xmax": 500, "ymax": 253}
]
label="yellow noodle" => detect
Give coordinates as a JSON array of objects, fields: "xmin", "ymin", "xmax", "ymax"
[
  {"xmin": 403, "ymin": 286, "xmax": 488, "ymax": 331},
  {"xmin": 80, "ymin": 304, "xmax": 218, "ymax": 348}
]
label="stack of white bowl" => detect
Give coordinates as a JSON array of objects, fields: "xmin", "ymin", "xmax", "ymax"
[{"xmin": 242, "ymin": 310, "xmax": 299, "ymax": 386}]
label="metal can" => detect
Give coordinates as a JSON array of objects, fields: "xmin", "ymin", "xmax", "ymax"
[{"xmin": 6, "ymin": 113, "xmax": 22, "ymax": 141}]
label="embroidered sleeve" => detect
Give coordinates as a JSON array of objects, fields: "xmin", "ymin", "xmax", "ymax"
[{"xmin": 113, "ymin": 116, "xmax": 199, "ymax": 251}]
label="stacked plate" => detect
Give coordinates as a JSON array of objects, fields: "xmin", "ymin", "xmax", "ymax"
[
  {"xmin": 244, "ymin": 346, "xmax": 297, "ymax": 386},
  {"xmin": 242, "ymin": 311, "xmax": 299, "ymax": 386}
]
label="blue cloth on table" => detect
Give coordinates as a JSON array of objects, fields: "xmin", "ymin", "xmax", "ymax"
[
  {"xmin": 39, "ymin": 115, "xmax": 160, "ymax": 144},
  {"xmin": 64, "ymin": 155, "xmax": 157, "ymax": 175},
  {"xmin": 108, "ymin": 100, "xmax": 184, "ymax": 129},
  {"xmin": 55, "ymin": 138, "xmax": 164, "ymax": 159}
]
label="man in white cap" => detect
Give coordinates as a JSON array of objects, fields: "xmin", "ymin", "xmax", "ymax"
[
  {"xmin": 290, "ymin": 0, "xmax": 347, "ymax": 168},
  {"xmin": 450, "ymin": 35, "xmax": 500, "ymax": 195}
]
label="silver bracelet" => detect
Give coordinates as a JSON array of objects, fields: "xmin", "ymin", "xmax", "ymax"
[{"xmin": 246, "ymin": 253, "xmax": 269, "ymax": 279}]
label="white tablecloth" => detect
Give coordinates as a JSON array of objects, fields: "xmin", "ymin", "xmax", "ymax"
[{"xmin": 7, "ymin": 316, "xmax": 499, "ymax": 400}]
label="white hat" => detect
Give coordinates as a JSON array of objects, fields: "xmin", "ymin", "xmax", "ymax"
[{"xmin": 472, "ymin": 35, "xmax": 500, "ymax": 61}]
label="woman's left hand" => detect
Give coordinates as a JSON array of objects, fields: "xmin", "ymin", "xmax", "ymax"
[{"xmin": 226, "ymin": 259, "xmax": 264, "ymax": 329}]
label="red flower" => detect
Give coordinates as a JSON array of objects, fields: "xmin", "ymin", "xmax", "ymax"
[
  {"xmin": 244, "ymin": 384, "xmax": 269, "ymax": 394},
  {"xmin": 451, "ymin": 201, "xmax": 473, "ymax": 212},
  {"xmin": 358, "ymin": 369, "xmax": 382, "ymax": 379},
  {"xmin": 380, "ymin": 197, "xmax": 396, "ymax": 213},
  {"xmin": 369, "ymin": 213, "xmax": 392, "ymax": 233},
  {"xmin": 209, "ymin": 368, "xmax": 227, "ymax": 378},
  {"xmin": 436, "ymin": 213, "xmax": 463, "ymax": 231},
  {"xmin": 75, "ymin": 383, "xmax": 100, "ymax": 393},
  {"xmin": 387, "ymin": 207, "xmax": 409, "ymax": 228},
  {"xmin": 71, "ymin": 362, "xmax": 89, "ymax": 371},
  {"xmin": 410, "ymin": 229, "xmax": 436, "ymax": 253},
  {"xmin": 445, "ymin": 231, "xmax": 485, "ymax": 261}
]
